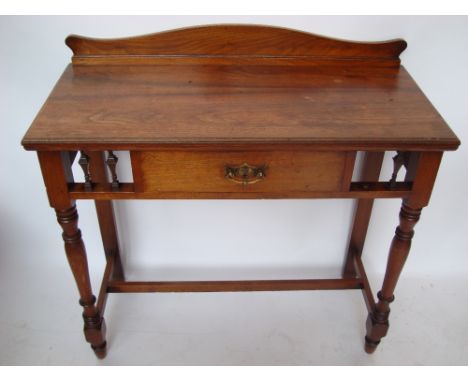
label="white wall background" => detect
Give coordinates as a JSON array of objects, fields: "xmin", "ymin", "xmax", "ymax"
[{"xmin": 1, "ymin": 16, "xmax": 467, "ymax": 365}]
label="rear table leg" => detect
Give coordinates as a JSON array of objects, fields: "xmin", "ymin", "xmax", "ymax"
[
  {"xmin": 343, "ymin": 152, "xmax": 384, "ymax": 278},
  {"xmin": 88, "ymin": 151, "xmax": 125, "ymax": 281}
]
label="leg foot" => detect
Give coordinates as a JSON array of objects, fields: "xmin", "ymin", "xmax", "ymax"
[
  {"xmin": 91, "ymin": 341, "xmax": 107, "ymax": 359},
  {"xmin": 82, "ymin": 307, "xmax": 107, "ymax": 358},
  {"xmin": 364, "ymin": 337, "xmax": 380, "ymax": 354},
  {"xmin": 364, "ymin": 303, "xmax": 390, "ymax": 353}
]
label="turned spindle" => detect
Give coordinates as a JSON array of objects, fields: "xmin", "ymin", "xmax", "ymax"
[
  {"xmin": 388, "ymin": 151, "xmax": 411, "ymax": 189},
  {"xmin": 78, "ymin": 150, "xmax": 93, "ymax": 191},
  {"xmin": 106, "ymin": 150, "xmax": 120, "ymax": 191}
]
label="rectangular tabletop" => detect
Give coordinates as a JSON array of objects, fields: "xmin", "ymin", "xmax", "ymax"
[{"xmin": 22, "ymin": 61, "xmax": 460, "ymax": 151}]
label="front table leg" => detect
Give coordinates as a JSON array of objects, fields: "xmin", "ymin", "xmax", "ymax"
[
  {"xmin": 364, "ymin": 151, "xmax": 442, "ymax": 353},
  {"xmin": 56, "ymin": 204, "xmax": 107, "ymax": 358},
  {"xmin": 364, "ymin": 201, "xmax": 421, "ymax": 353},
  {"xmin": 38, "ymin": 151, "xmax": 107, "ymax": 358}
]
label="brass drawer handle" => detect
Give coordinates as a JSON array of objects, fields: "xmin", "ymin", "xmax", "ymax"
[{"xmin": 225, "ymin": 163, "xmax": 266, "ymax": 185}]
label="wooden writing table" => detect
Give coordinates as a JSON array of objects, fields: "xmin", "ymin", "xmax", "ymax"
[{"xmin": 21, "ymin": 25, "xmax": 460, "ymax": 358}]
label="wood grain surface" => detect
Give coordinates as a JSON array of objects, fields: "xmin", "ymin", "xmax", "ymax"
[
  {"xmin": 65, "ymin": 24, "xmax": 407, "ymax": 61},
  {"xmin": 134, "ymin": 150, "xmax": 353, "ymax": 193},
  {"xmin": 21, "ymin": 63, "xmax": 459, "ymax": 151}
]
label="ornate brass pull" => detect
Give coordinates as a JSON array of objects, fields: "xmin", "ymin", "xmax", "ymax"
[{"xmin": 225, "ymin": 163, "xmax": 266, "ymax": 185}]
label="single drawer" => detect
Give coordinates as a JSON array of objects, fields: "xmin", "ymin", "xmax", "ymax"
[{"xmin": 132, "ymin": 150, "xmax": 355, "ymax": 194}]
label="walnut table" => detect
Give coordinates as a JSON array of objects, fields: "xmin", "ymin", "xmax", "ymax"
[{"xmin": 21, "ymin": 25, "xmax": 460, "ymax": 358}]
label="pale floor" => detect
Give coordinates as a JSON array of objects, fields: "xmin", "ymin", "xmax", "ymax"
[{"xmin": 0, "ymin": 263, "xmax": 467, "ymax": 365}]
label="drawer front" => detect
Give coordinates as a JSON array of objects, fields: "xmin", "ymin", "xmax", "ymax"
[{"xmin": 133, "ymin": 150, "xmax": 354, "ymax": 194}]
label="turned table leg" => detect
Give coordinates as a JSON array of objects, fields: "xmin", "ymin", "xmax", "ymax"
[
  {"xmin": 56, "ymin": 204, "xmax": 107, "ymax": 358},
  {"xmin": 38, "ymin": 151, "xmax": 108, "ymax": 358},
  {"xmin": 364, "ymin": 151, "xmax": 442, "ymax": 353},
  {"xmin": 364, "ymin": 202, "xmax": 421, "ymax": 353}
]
